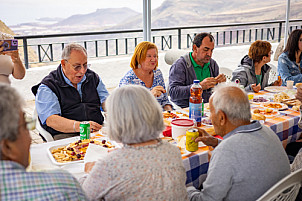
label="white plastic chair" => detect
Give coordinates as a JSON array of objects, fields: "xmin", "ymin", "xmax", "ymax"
[
  {"xmin": 33, "ymin": 108, "xmax": 54, "ymax": 142},
  {"xmin": 256, "ymin": 168, "xmax": 302, "ymax": 201}
]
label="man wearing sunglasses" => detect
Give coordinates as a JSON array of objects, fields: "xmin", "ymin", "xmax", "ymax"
[
  {"xmin": 32, "ymin": 43, "xmax": 109, "ymax": 140},
  {"xmin": 0, "ymin": 84, "xmax": 87, "ymax": 200}
]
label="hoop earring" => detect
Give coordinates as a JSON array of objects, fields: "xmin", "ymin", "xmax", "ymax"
[{"xmin": 138, "ymin": 64, "xmax": 141, "ymax": 68}]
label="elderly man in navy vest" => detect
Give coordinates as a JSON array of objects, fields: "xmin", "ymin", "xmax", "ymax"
[{"xmin": 32, "ymin": 43, "xmax": 109, "ymax": 140}]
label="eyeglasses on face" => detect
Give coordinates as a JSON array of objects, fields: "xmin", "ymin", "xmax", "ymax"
[
  {"xmin": 65, "ymin": 60, "xmax": 91, "ymax": 71},
  {"xmin": 19, "ymin": 116, "xmax": 36, "ymax": 131}
]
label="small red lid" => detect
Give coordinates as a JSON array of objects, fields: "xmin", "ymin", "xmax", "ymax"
[{"xmin": 171, "ymin": 119, "xmax": 194, "ymax": 127}]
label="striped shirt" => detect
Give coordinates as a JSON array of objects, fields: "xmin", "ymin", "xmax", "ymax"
[{"xmin": 0, "ymin": 160, "xmax": 87, "ymax": 201}]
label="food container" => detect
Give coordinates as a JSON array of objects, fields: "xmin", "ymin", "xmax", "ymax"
[{"xmin": 171, "ymin": 119, "xmax": 194, "ymax": 139}]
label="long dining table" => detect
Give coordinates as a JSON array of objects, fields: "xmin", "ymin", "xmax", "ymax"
[
  {"xmin": 29, "ymin": 89, "xmax": 302, "ymax": 190},
  {"xmin": 29, "ymin": 134, "xmax": 213, "ymax": 189}
]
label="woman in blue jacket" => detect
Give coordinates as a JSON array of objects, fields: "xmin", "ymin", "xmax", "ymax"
[{"xmin": 278, "ymin": 29, "xmax": 302, "ymax": 85}]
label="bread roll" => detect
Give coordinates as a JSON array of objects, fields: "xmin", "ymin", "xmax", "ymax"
[
  {"xmin": 296, "ymin": 83, "xmax": 302, "ymax": 89},
  {"xmin": 252, "ymin": 113, "xmax": 266, "ymax": 121}
]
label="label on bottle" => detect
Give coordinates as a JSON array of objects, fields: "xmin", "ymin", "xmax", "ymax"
[{"xmin": 189, "ymin": 102, "xmax": 202, "ymax": 123}]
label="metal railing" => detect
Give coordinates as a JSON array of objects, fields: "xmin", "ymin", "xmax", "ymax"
[{"xmin": 14, "ymin": 19, "xmax": 302, "ymax": 69}]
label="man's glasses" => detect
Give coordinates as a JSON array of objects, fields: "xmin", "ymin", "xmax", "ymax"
[
  {"xmin": 19, "ymin": 116, "xmax": 36, "ymax": 131},
  {"xmin": 266, "ymin": 50, "xmax": 274, "ymax": 57},
  {"xmin": 65, "ymin": 60, "xmax": 91, "ymax": 72}
]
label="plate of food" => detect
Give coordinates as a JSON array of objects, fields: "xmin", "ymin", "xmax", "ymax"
[
  {"xmin": 264, "ymin": 86, "xmax": 288, "ymax": 93},
  {"xmin": 48, "ymin": 138, "xmax": 117, "ymax": 165},
  {"xmin": 250, "ymin": 96, "xmax": 270, "ymax": 104},
  {"xmin": 261, "ymin": 102, "xmax": 288, "ymax": 111},
  {"xmin": 252, "ymin": 108, "xmax": 279, "ymax": 118},
  {"xmin": 201, "ymin": 117, "xmax": 213, "ymax": 126}
]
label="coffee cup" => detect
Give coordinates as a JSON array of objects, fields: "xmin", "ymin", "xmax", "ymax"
[{"xmin": 286, "ymin": 80, "xmax": 294, "ymax": 89}]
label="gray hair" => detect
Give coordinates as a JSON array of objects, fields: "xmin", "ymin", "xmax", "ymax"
[
  {"xmin": 105, "ymin": 85, "xmax": 165, "ymax": 144},
  {"xmin": 211, "ymin": 82, "xmax": 251, "ymax": 125},
  {"xmin": 0, "ymin": 84, "xmax": 24, "ymax": 159},
  {"xmin": 61, "ymin": 43, "xmax": 87, "ymax": 60}
]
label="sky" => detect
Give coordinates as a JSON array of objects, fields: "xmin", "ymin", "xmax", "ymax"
[{"xmin": 2, "ymin": 0, "xmax": 165, "ymax": 26}]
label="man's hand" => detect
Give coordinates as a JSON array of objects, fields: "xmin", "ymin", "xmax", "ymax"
[
  {"xmin": 194, "ymin": 127, "xmax": 219, "ymax": 147},
  {"xmin": 89, "ymin": 121, "xmax": 102, "ymax": 132},
  {"xmin": 251, "ymin": 83, "xmax": 261, "ymax": 93},
  {"xmin": 272, "ymin": 79, "xmax": 282, "ymax": 86},
  {"xmin": 296, "ymin": 87, "xmax": 302, "ymax": 102},
  {"xmin": 199, "ymin": 77, "xmax": 217, "ymax": 90},
  {"xmin": 215, "ymin": 74, "xmax": 226, "ymax": 83},
  {"xmin": 151, "ymin": 86, "xmax": 166, "ymax": 97},
  {"xmin": 84, "ymin": 161, "xmax": 96, "ymax": 173}
]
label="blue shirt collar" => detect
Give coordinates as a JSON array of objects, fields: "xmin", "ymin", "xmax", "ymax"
[
  {"xmin": 223, "ymin": 120, "xmax": 262, "ymax": 140},
  {"xmin": 60, "ymin": 65, "xmax": 86, "ymax": 88}
]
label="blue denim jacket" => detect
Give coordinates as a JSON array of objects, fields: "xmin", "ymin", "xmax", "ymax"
[{"xmin": 278, "ymin": 52, "xmax": 302, "ymax": 85}]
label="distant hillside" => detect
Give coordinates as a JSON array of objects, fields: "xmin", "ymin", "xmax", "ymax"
[
  {"xmin": 6, "ymin": 0, "xmax": 302, "ymax": 35},
  {"xmin": 111, "ymin": 0, "xmax": 302, "ymax": 29}
]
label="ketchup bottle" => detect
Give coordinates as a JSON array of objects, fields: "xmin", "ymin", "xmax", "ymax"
[{"xmin": 189, "ymin": 80, "xmax": 203, "ymax": 127}]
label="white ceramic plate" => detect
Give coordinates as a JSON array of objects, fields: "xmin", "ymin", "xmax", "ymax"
[
  {"xmin": 201, "ymin": 117, "xmax": 213, "ymax": 127},
  {"xmin": 261, "ymin": 102, "xmax": 288, "ymax": 111},
  {"xmin": 48, "ymin": 138, "xmax": 119, "ymax": 166},
  {"xmin": 264, "ymin": 86, "xmax": 288, "ymax": 93},
  {"xmin": 250, "ymin": 96, "xmax": 270, "ymax": 104},
  {"xmin": 252, "ymin": 108, "xmax": 280, "ymax": 118}
]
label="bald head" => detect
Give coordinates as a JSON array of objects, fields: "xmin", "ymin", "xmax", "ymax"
[{"xmin": 211, "ymin": 83, "xmax": 251, "ymax": 125}]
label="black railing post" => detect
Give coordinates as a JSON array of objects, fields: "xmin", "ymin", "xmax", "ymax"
[
  {"xmin": 50, "ymin": 44, "xmax": 53, "ymax": 61},
  {"xmin": 223, "ymin": 31, "xmax": 225, "ymax": 45},
  {"xmin": 261, "ymin": 29, "xmax": 264, "ymax": 40},
  {"xmin": 125, "ymin": 38, "xmax": 128, "ymax": 55},
  {"xmin": 255, "ymin": 29, "xmax": 258, "ymax": 40},
  {"xmin": 230, "ymin": 31, "xmax": 232, "ymax": 44},
  {"xmin": 84, "ymin": 41, "xmax": 87, "ymax": 49},
  {"xmin": 105, "ymin": 40, "xmax": 108, "ymax": 56},
  {"xmin": 95, "ymin": 41, "xmax": 98, "ymax": 57},
  {"xmin": 236, "ymin": 30, "xmax": 239, "ymax": 44},
  {"xmin": 135, "ymin": 38, "xmax": 137, "ymax": 47},
  {"xmin": 169, "ymin": 35, "xmax": 172, "ymax": 49},
  {"xmin": 216, "ymin": 32, "xmax": 219, "ymax": 46},
  {"xmin": 178, "ymin": 28, "xmax": 181, "ymax": 49},
  {"xmin": 22, "ymin": 38, "xmax": 29, "ymax": 69},
  {"xmin": 278, "ymin": 22, "xmax": 282, "ymax": 42},
  {"xmin": 249, "ymin": 29, "xmax": 252, "ymax": 42},
  {"xmin": 61, "ymin": 43, "xmax": 65, "ymax": 50},
  {"xmin": 38, "ymin": 45, "xmax": 42, "ymax": 62},
  {"xmin": 116, "ymin": 39, "xmax": 118, "ymax": 55},
  {"xmin": 153, "ymin": 36, "xmax": 155, "ymax": 43}
]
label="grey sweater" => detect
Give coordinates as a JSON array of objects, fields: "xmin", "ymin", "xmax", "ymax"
[
  {"xmin": 169, "ymin": 53, "xmax": 219, "ymax": 108},
  {"xmin": 187, "ymin": 121, "xmax": 290, "ymax": 201},
  {"xmin": 232, "ymin": 55, "xmax": 272, "ymax": 92}
]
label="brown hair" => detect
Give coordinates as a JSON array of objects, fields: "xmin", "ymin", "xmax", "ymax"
[
  {"xmin": 283, "ymin": 29, "xmax": 302, "ymax": 61},
  {"xmin": 248, "ymin": 40, "xmax": 272, "ymax": 63},
  {"xmin": 130, "ymin": 41, "xmax": 158, "ymax": 69}
]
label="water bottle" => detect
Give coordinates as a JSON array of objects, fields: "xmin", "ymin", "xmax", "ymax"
[{"xmin": 189, "ymin": 80, "xmax": 203, "ymax": 127}]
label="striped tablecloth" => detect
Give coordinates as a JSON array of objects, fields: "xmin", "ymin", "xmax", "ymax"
[
  {"xmin": 182, "ymin": 146, "xmax": 213, "ymax": 188},
  {"xmin": 252, "ymin": 90, "xmax": 302, "ymax": 147}
]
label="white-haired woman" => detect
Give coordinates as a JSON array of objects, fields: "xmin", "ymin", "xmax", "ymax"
[{"xmin": 80, "ymin": 85, "xmax": 187, "ymax": 200}]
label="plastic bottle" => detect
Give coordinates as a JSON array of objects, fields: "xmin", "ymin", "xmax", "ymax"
[{"xmin": 189, "ymin": 80, "xmax": 203, "ymax": 127}]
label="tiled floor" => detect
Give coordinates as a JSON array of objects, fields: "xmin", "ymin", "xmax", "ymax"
[{"xmin": 24, "ymin": 100, "xmax": 44, "ymax": 144}]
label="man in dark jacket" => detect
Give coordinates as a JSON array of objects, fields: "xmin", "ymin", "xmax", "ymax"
[
  {"xmin": 169, "ymin": 32, "xmax": 226, "ymax": 108},
  {"xmin": 33, "ymin": 43, "xmax": 109, "ymax": 140}
]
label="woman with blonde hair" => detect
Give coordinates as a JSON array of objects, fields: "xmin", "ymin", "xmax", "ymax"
[
  {"xmin": 232, "ymin": 40, "xmax": 281, "ymax": 92},
  {"xmin": 81, "ymin": 85, "xmax": 187, "ymax": 200},
  {"xmin": 119, "ymin": 41, "xmax": 172, "ymax": 111}
]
